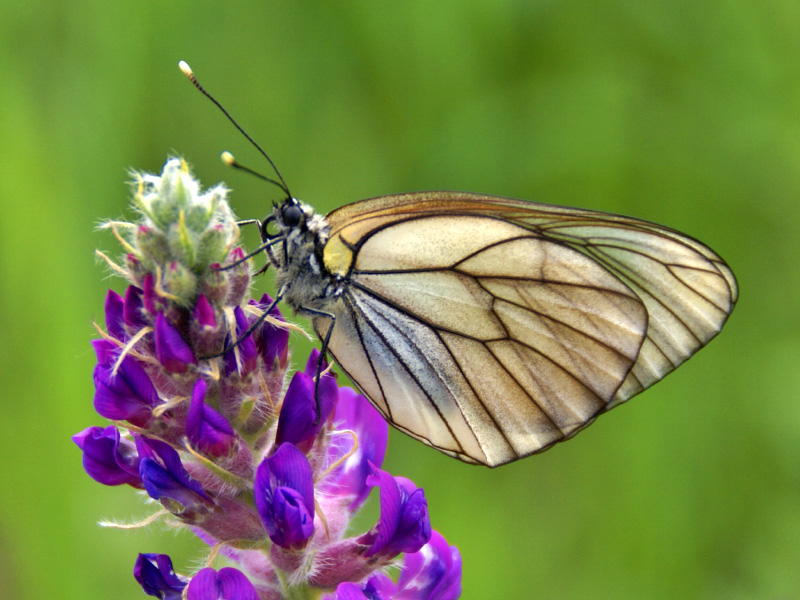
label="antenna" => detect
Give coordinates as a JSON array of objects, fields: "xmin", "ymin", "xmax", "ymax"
[
  {"xmin": 220, "ymin": 151, "xmax": 288, "ymax": 195},
  {"xmin": 178, "ymin": 61, "xmax": 291, "ymax": 198}
]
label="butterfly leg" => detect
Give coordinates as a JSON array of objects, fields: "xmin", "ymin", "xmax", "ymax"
[
  {"xmin": 198, "ymin": 286, "xmax": 287, "ymax": 359},
  {"xmin": 298, "ymin": 305, "xmax": 336, "ymax": 424},
  {"xmin": 213, "ymin": 237, "xmax": 283, "ymax": 271},
  {"xmin": 236, "ymin": 218, "xmax": 262, "ymax": 228}
]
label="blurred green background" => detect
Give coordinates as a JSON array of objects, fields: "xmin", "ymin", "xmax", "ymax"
[{"xmin": 0, "ymin": 1, "xmax": 796, "ymax": 598}]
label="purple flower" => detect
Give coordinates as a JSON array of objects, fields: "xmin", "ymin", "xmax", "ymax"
[
  {"xmin": 104, "ymin": 289, "xmax": 126, "ymax": 341},
  {"xmin": 82, "ymin": 159, "xmax": 462, "ymax": 599},
  {"xmin": 72, "ymin": 425, "xmax": 142, "ymax": 487},
  {"xmin": 275, "ymin": 350, "xmax": 337, "ymax": 452},
  {"xmin": 136, "ymin": 435, "xmax": 211, "ymax": 514},
  {"xmin": 223, "ymin": 306, "xmax": 257, "ymax": 377},
  {"xmin": 361, "ymin": 466, "xmax": 431, "ymax": 559},
  {"xmin": 186, "ymin": 567, "xmax": 259, "ymax": 600},
  {"xmin": 186, "ymin": 378, "xmax": 236, "ymax": 457},
  {"xmin": 253, "ymin": 293, "xmax": 289, "ymax": 369},
  {"xmin": 92, "ymin": 339, "xmax": 160, "ymax": 427},
  {"xmin": 133, "ymin": 553, "xmax": 187, "ymax": 600},
  {"xmin": 154, "ymin": 312, "xmax": 197, "ymax": 373},
  {"xmin": 123, "ymin": 285, "xmax": 147, "ymax": 328},
  {"xmin": 254, "ymin": 443, "xmax": 315, "ymax": 550},
  {"xmin": 323, "ymin": 388, "xmax": 388, "ymax": 511}
]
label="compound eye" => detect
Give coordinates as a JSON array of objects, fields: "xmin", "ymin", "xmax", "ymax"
[{"xmin": 282, "ymin": 203, "xmax": 304, "ymax": 228}]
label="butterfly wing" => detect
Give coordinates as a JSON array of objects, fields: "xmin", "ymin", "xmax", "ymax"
[{"xmin": 315, "ymin": 192, "xmax": 737, "ymax": 466}]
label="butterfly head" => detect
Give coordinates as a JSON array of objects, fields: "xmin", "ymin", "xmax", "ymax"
[
  {"xmin": 261, "ymin": 198, "xmax": 329, "ymax": 246},
  {"xmin": 259, "ymin": 197, "xmax": 335, "ymax": 311}
]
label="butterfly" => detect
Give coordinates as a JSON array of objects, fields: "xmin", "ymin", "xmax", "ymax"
[
  {"xmin": 180, "ymin": 62, "xmax": 737, "ymax": 467},
  {"xmin": 258, "ymin": 191, "xmax": 737, "ymax": 467}
]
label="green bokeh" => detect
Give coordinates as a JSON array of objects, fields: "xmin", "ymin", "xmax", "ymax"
[{"xmin": 1, "ymin": 1, "xmax": 796, "ymax": 598}]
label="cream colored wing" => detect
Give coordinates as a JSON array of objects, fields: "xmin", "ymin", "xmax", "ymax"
[
  {"xmin": 324, "ymin": 192, "xmax": 738, "ymax": 412},
  {"xmin": 315, "ymin": 214, "xmax": 653, "ymax": 466}
]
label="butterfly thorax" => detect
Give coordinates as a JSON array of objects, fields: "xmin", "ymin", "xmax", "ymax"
[{"xmin": 268, "ymin": 198, "xmax": 343, "ymax": 314}]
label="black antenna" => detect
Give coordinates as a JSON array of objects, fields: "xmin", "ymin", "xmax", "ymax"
[
  {"xmin": 221, "ymin": 151, "xmax": 288, "ymax": 194},
  {"xmin": 179, "ymin": 61, "xmax": 291, "ymax": 198}
]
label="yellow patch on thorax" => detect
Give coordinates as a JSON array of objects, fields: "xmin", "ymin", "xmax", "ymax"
[{"xmin": 323, "ymin": 233, "xmax": 354, "ymax": 276}]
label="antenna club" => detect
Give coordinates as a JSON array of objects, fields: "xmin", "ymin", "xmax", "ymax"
[
  {"xmin": 178, "ymin": 61, "xmax": 194, "ymax": 78},
  {"xmin": 221, "ymin": 151, "xmax": 236, "ymax": 166}
]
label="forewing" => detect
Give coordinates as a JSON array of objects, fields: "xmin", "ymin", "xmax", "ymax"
[
  {"xmin": 316, "ymin": 214, "xmax": 652, "ymax": 466},
  {"xmin": 326, "ymin": 192, "xmax": 737, "ymax": 407}
]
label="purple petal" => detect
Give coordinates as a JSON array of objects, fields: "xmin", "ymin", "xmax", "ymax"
[
  {"xmin": 393, "ymin": 530, "xmax": 462, "ymax": 600},
  {"xmin": 326, "ymin": 582, "xmax": 371, "ymax": 600},
  {"xmin": 92, "ymin": 340, "xmax": 160, "ymax": 426},
  {"xmin": 254, "ymin": 443, "xmax": 315, "ymax": 549},
  {"xmin": 142, "ymin": 272, "xmax": 158, "ymax": 314},
  {"xmin": 324, "ymin": 387, "xmax": 388, "ymax": 511},
  {"xmin": 271, "ymin": 487, "xmax": 316, "ymax": 549},
  {"xmin": 187, "ymin": 567, "xmax": 258, "ymax": 600},
  {"xmin": 193, "ymin": 294, "xmax": 216, "ymax": 329},
  {"xmin": 72, "ymin": 426, "xmax": 142, "ymax": 487},
  {"xmin": 133, "ymin": 553, "xmax": 187, "ymax": 600},
  {"xmin": 223, "ymin": 306, "xmax": 257, "ymax": 377},
  {"xmin": 225, "ymin": 247, "xmax": 251, "ymax": 305},
  {"xmin": 253, "ymin": 293, "xmax": 288, "ymax": 369},
  {"xmin": 303, "ymin": 349, "xmax": 338, "ymax": 423},
  {"xmin": 123, "ymin": 285, "xmax": 147, "ymax": 328},
  {"xmin": 186, "ymin": 379, "xmax": 235, "ymax": 456},
  {"xmin": 275, "ymin": 371, "xmax": 317, "ymax": 451},
  {"xmin": 104, "ymin": 289, "xmax": 126, "ymax": 340},
  {"xmin": 362, "ymin": 466, "xmax": 431, "ymax": 559},
  {"xmin": 92, "ymin": 338, "xmax": 117, "ymax": 364},
  {"xmin": 154, "ymin": 312, "xmax": 197, "ymax": 373},
  {"xmin": 136, "ymin": 436, "xmax": 210, "ymax": 508}
]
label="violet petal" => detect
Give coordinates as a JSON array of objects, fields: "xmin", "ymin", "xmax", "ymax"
[
  {"xmin": 274, "ymin": 371, "xmax": 317, "ymax": 450},
  {"xmin": 133, "ymin": 553, "xmax": 187, "ymax": 600},
  {"xmin": 187, "ymin": 567, "xmax": 259, "ymax": 600},
  {"xmin": 123, "ymin": 285, "xmax": 147, "ymax": 328},
  {"xmin": 154, "ymin": 312, "xmax": 197, "ymax": 373},
  {"xmin": 304, "ymin": 349, "xmax": 338, "ymax": 423},
  {"xmin": 104, "ymin": 289, "xmax": 126, "ymax": 340},
  {"xmin": 324, "ymin": 387, "xmax": 388, "ymax": 511},
  {"xmin": 92, "ymin": 340, "xmax": 159, "ymax": 427},
  {"xmin": 254, "ymin": 443, "xmax": 315, "ymax": 550},
  {"xmin": 223, "ymin": 306, "xmax": 257, "ymax": 377},
  {"xmin": 253, "ymin": 293, "xmax": 289, "ymax": 370},
  {"xmin": 361, "ymin": 466, "xmax": 431, "ymax": 559},
  {"xmin": 393, "ymin": 530, "xmax": 463, "ymax": 600},
  {"xmin": 136, "ymin": 436, "xmax": 210, "ymax": 507},
  {"xmin": 72, "ymin": 425, "xmax": 142, "ymax": 487},
  {"xmin": 186, "ymin": 378, "xmax": 235, "ymax": 456},
  {"xmin": 193, "ymin": 294, "xmax": 216, "ymax": 329}
]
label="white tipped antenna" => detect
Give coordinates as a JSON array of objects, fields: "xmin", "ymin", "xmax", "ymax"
[
  {"xmin": 219, "ymin": 151, "xmax": 288, "ymax": 192},
  {"xmin": 178, "ymin": 61, "xmax": 291, "ymax": 198}
]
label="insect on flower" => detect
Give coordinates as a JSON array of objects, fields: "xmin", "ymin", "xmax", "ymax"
[{"xmin": 181, "ymin": 62, "xmax": 738, "ymax": 467}]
